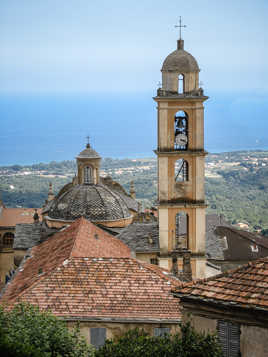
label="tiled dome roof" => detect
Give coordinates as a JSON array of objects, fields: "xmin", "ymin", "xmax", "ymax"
[
  {"xmin": 162, "ymin": 49, "xmax": 199, "ymax": 73},
  {"xmin": 47, "ymin": 184, "xmax": 131, "ymax": 222}
]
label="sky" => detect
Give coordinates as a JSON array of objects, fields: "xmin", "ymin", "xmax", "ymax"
[
  {"xmin": 0, "ymin": 0, "xmax": 267, "ymax": 165},
  {"xmin": 1, "ymin": 0, "xmax": 268, "ymax": 94}
]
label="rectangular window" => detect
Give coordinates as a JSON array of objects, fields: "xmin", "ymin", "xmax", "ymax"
[
  {"xmin": 154, "ymin": 327, "xmax": 170, "ymax": 337},
  {"xmin": 90, "ymin": 328, "xmax": 106, "ymax": 349},
  {"xmin": 217, "ymin": 320, "xmax": 240, "ymax": 357}
]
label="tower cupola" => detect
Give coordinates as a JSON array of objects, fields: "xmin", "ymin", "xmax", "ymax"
[{"xmin": 160, "ymin": 26, "xmax": 200, "ymax": 94}]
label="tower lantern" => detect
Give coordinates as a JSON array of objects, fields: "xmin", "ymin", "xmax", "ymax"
[
  {"xmin": 154, "ymin": 28, "xmax": 208, "ymax": 279},
  {"xmin": 76, "ymin": 139, "xmax": 101, "ymax": 185}
]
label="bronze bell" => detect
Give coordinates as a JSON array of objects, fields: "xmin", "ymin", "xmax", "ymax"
[{"xmin": 177, "ymin": 118, "xmax": 184, "ymax": 128}]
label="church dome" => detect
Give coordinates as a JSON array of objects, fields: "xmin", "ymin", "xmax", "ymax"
[
  {"xmin": 162, "ymin": 40, "xmax": 199, "ymax": 73},
  {"xmin": 46, "ymin": 184, "xmax": 131, "ymax": 223}
]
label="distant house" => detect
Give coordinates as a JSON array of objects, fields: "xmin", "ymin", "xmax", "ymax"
[
  {"xmin": 208, "ymin": 225, "xmax": 268, "ymax": 271},
  {"xmin": 1, "ymin": 218, "xmax": 181, "ymax": 348},
  {"xmin": 0, "ymin": 200, "xmax": 42, "ymax": 283},
  {"xmin": 174, "ymin": 257, "xmax": 268, "ymax": 357}
]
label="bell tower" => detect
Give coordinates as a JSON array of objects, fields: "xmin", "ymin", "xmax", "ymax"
[{"xmin": 154, "ymin": 29, "xmax": 208, "ymax": 279}]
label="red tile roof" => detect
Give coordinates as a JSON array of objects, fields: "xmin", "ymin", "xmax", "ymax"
[
  {"xmin": 174, "ymin": 257, "xmax": 268, "ymax": 311},
  {"xmin": 0, "ymin": 208, "xmax": 42, "ymax": 227},
  {"xmin": 1, "ymin": 218, "xmax": 181, "ymax": 321}
]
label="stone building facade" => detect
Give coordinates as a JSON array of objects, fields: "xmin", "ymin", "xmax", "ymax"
[{"xmin": 174, "ymin": 257, "xmax": 268, "ymax": 357}]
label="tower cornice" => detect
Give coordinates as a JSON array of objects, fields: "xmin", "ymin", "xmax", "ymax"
[
  {"xmin": 154, "ymin": 149, "xmax": 208, "ymax": 157},
  {"xmin": 153, "ymin": 95, "xmax": 209, "ymax": 102}
]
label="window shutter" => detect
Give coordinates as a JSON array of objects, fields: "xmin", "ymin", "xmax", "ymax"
[
  {"xmin": 90, "ymin": 328, "xmax": 106, "ymax": 348},
  {"xmin": 217, "ymin": 320, "xmax": 240, "ymax": 357}
]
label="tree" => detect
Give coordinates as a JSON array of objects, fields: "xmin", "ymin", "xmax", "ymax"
[
  {"xmin": 0, "ymin": 303, "xmax": 94, "ymax": 357},
  {"xmin": 95, "ymin": 322, "xmax": 223, "ymax": 357}
]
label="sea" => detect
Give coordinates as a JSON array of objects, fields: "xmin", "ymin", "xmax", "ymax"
[{"xmin": 0, "ymin": 91, "xmax": 268, "ymax": 166}]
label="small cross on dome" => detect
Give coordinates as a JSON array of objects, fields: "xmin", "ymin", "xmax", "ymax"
[
  {"xmin": 175, "ymin": 16, "xmax": 186, "ymax": 40},
  {"xmin": 86, "ymin": 135, "xmax": 90, "ymax": 148}
]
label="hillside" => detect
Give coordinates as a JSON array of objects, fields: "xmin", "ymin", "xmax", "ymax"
[{"xmin": 0, "ymin": 151, "xmax": 267, "ymax": 232}]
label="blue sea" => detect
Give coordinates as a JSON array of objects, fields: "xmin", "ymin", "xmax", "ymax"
[{"xmin": 0, "ymin": 91, "xmax": 268, "ymax": 165}]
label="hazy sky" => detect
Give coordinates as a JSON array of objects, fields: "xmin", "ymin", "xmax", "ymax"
[{"xmin": 1, "ymin": 0, "xmax": 267, "ymax": 94}]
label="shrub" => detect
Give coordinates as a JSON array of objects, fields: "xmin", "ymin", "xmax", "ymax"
[
  {"xmin": 0, "ymin": 303, "xmax": 94, "ymax": 357},
  {"xmin": 95, "ymin": 322, "xmax": 223, "ymax": 357}
]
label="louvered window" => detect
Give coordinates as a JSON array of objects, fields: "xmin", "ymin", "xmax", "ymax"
[{"xmin": 217, "ymin": 320, "xmax": 240, "ymax": 357}]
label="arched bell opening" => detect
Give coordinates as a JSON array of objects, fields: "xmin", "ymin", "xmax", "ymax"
[
  {"xmin": 2, "ymin": 232, "xmax": 14, "ymax": 248},
  {"xmin": 178, "ymin": 74, "xmax": 184, "ymax": 94},
  {"xmin": 175, "ymin": 212, "xmax": 188, "ymax": 249},
  {"xmin": 174, "ymin": 111, "xmax": 188, "ymax": 150},
  {"xmin": 175, "ymin": 159, "xmax": 189, "ymax": 182},
  {"xmin": 84, "ymin": 165, "xmax": 93, "ymax": 184}
]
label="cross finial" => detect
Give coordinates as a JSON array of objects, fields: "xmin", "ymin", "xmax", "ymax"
[
  {"xmin": 175, "ymin": 16, "xmax": 186, "ymax": 40},
  {"xmin": 86, "ymin": 135, "xmax": 90, "ymax": 148}
]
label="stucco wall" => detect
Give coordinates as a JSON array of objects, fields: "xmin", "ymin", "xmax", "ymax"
[
  {"xmin": 183, "ymin": 312, "xmax": 217, "ymax": 334},
  {"xmin": 240, "ymin": 325, "xmax": 268, "ymax": 357},
  {"xmin": 67, "ymin": 321, "xmax": 180, "ymax": 345},
  {"xmin": 184, "ymin": 313, "xmax": 268, "ymax": 357}
]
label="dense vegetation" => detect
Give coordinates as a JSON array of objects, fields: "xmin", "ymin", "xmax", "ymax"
[
  {"xmin": 0, "ymin": 303, "xmax": 93, "ymax": 357},
  {"xmin": 0, "ymin": 151, "xmax": 267, "ymax": 231},
  {"xmin": 95, "ymin": 324, "xmax": 223, "ymax": 357}
]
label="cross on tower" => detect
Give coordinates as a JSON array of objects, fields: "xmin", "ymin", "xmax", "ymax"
[
  {"xmin": 86, "ymin": 135, "xmax": 90, "ymax": 147},
  {"xmin": 175, "ymin": 16, "xmax": 186, "ymax": 40}
]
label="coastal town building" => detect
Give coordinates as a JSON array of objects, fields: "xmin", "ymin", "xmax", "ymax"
[
  {"xmin": 1, "ymin": 218, "xmax": 181, "ymax": 347},
  {"xmin": 174, "ymin": 256, "xmax": 268, "ymax": 357}
]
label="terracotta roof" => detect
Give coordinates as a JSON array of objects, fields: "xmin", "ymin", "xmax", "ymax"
[
  {"xmin": 0, "ymin": 208, "xmax": 42, "ymax": 227},
  {"xmin": 2, "ymin": 218, "xmax": 130, "ymax": 301},
  {"xmin": 1, "ymin": 218, "xmax": 181, "ymax": 321},
  {"xmin": 174, "ymin": 257, "xmax": 268, "ymax": 311}
]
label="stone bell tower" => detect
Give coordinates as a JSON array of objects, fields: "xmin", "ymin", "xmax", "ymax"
[{"xmin": 154, "ymin": 29, "xmax": 208, "ymax": 279}]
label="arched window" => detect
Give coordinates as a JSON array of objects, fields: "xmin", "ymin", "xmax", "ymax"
[
  {"xmin": 175, "ymin": 159, "xmax": 188, "ymax": 182},
  {"xmin": 175, "ymin": 212, "xmax": 188, "ymax": 249},
  {"xmin": 2, "ymin": 232, "xmax": 14, "ymax": 247},
  {"xmin": 178, "ymin": 74, "xmax": 184, "ymax": 94},
  {"xmin": 174, "ymin": 111, "xmax": 188, "ymax": 150},
  {"xmin": 84, "ymin": 166, "xmax": 93, "ymax": 184}
]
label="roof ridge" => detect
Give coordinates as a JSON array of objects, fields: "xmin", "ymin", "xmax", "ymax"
[
  {"xmin": 69, "ymin": 217, "xmax": 86, "ymax": 257},
  {"xmin": 3, "ymin": 222, "xmax": 81, "ymax": 303},
  {"xmin": 135, "ymin": 259, "xmax": 182, "ymax": 286}
]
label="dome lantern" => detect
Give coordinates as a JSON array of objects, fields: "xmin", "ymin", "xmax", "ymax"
[{"xmin": 76, "ymin": 139, "xmax": 101, "ymax": 185}]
